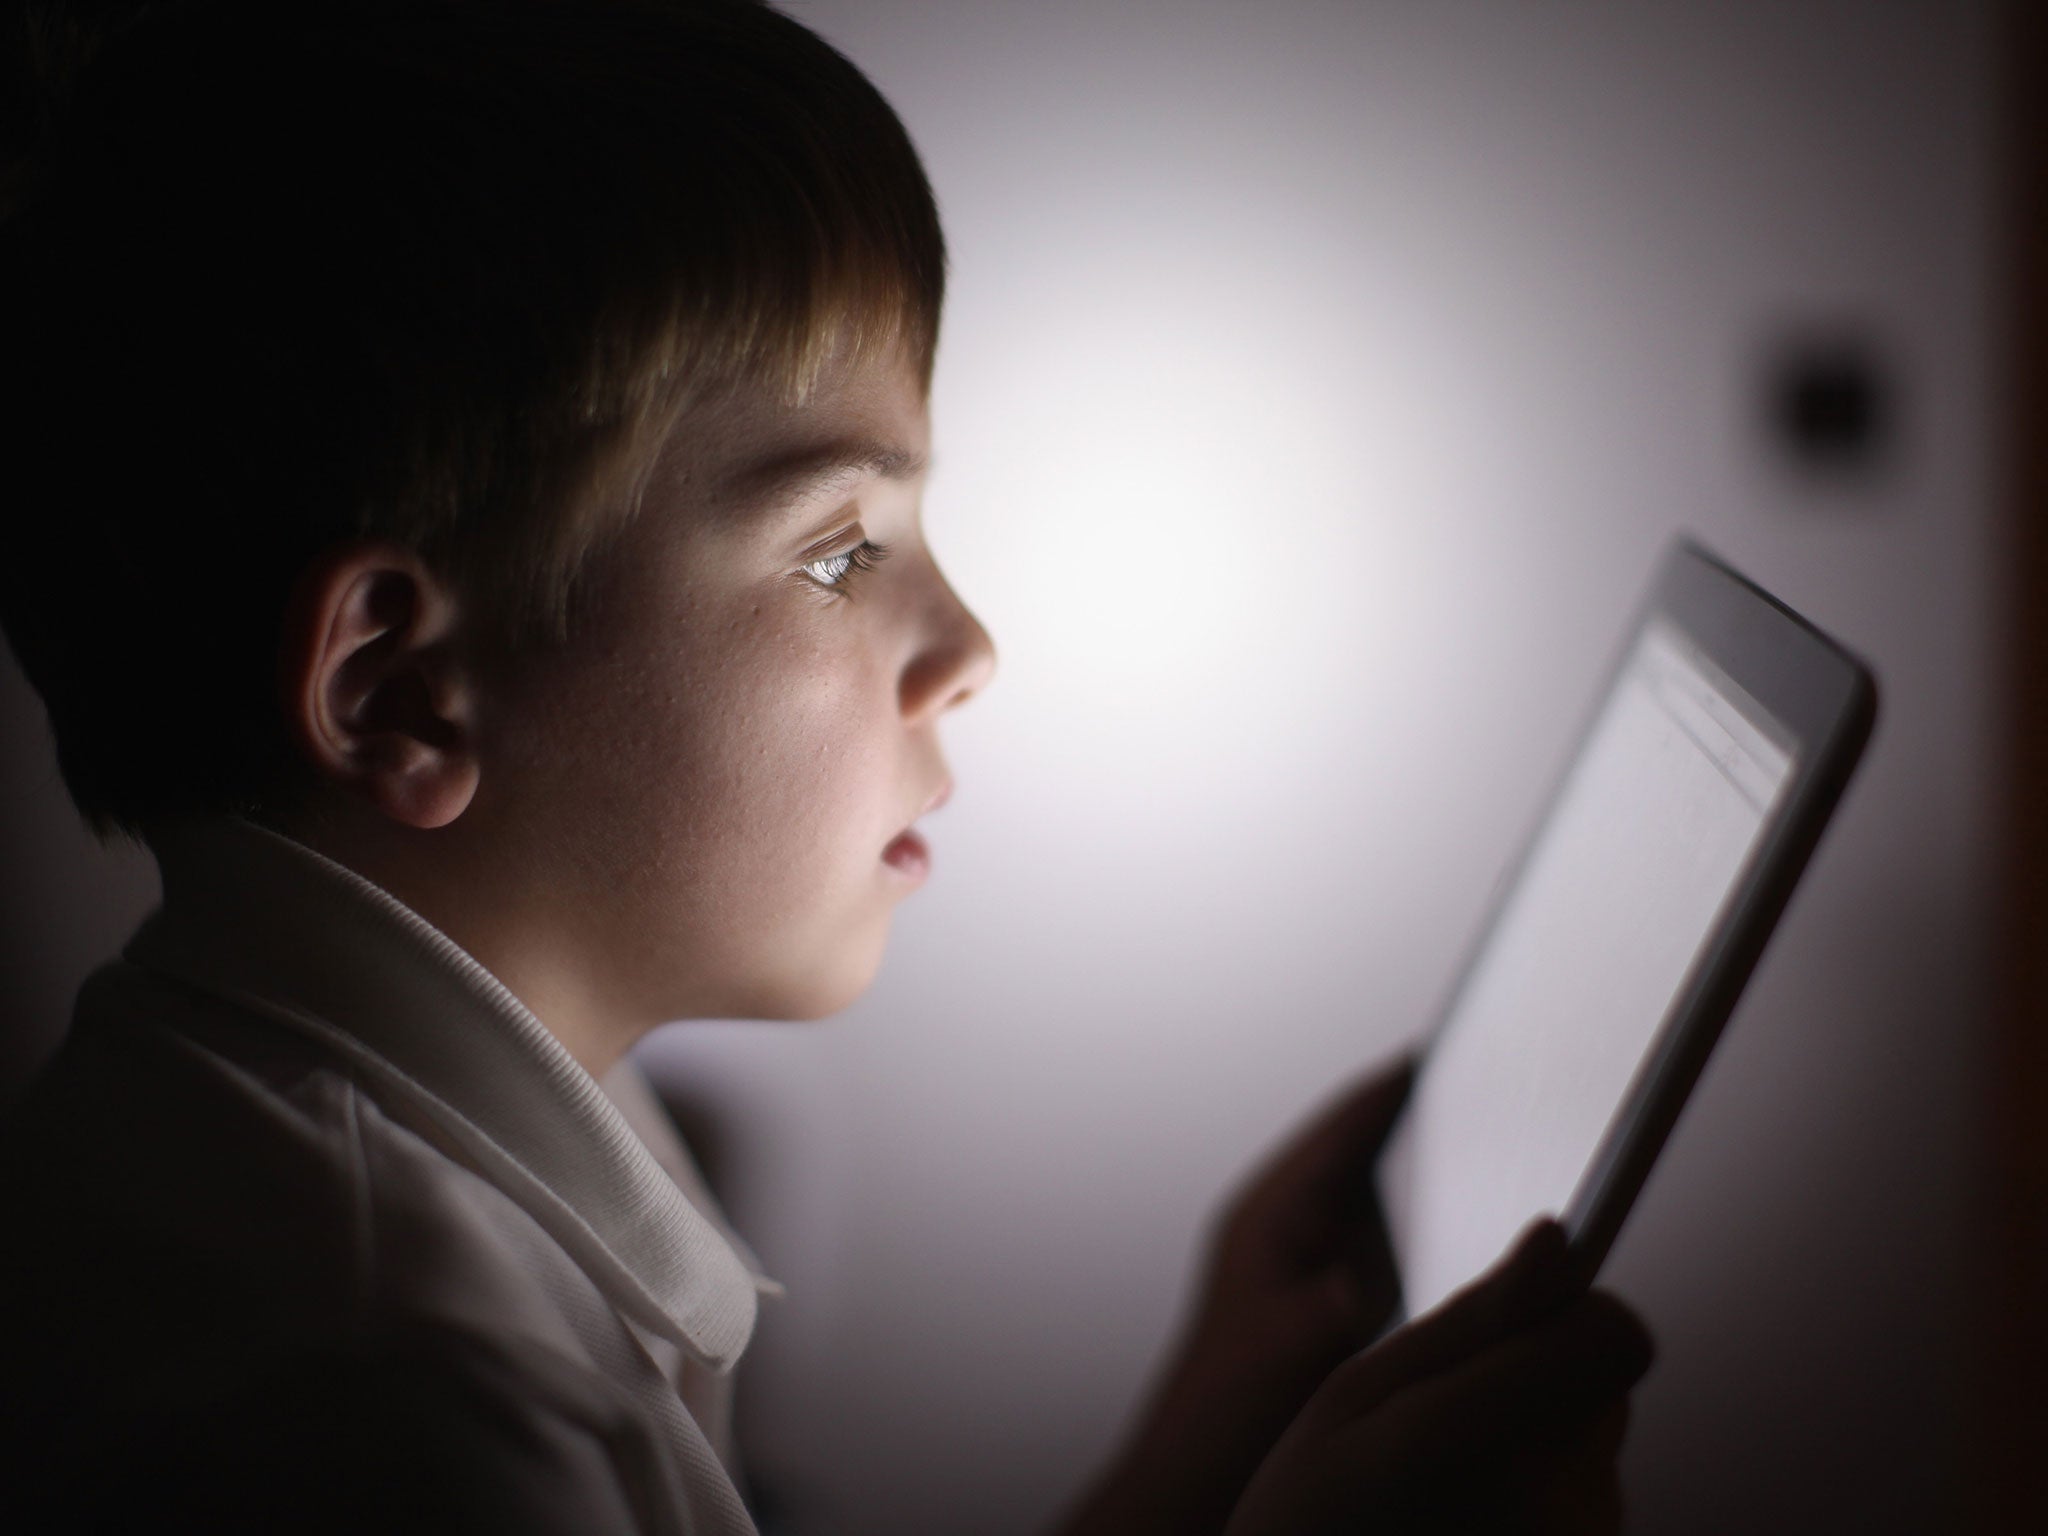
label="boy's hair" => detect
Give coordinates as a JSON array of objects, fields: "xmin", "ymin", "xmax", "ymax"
[{"xmin": 0, "ymin": 0, "xmax": 945, "ymax": 841}]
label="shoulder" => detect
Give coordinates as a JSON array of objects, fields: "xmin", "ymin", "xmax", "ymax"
[
  {"xmin": 1, "ymin": 962, "xmax": 378, "ymax": 1357},
  {"xmin": 0, "ymin": 961, "xmax": 587, "ymax": 1417},
  {"xmin": 0, "ymin": 964, "xmax": 702, "ymax": 1530},
  {"xmin": 7, "ymin": 1322, "xmax": 653, "ymax": 1535}
]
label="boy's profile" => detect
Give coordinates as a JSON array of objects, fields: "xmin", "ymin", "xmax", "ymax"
[{"xmin": 0, "ymin": 1, "xmax": 1652, "ymax": 1531}]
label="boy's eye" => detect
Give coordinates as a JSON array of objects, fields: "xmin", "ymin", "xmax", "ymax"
[{"xmin": 799, "ymin": 539, "xmax": 890, "ymax": 592}]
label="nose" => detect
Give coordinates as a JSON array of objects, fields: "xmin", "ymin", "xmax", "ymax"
[{"xmin": 900, "ymin": 561, "xmax": 997, "ymax": 723}]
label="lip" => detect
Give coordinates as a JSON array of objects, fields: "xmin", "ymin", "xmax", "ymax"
[
  {"xmin": 881, "ymin": 826, "xmax": 931, "ymax": 880},
  {"xmin": 882, "ymin": 779, "xmax": 952, "ymax": 883}
]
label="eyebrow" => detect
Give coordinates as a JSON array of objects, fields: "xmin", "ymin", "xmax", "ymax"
[{"xmin": 713, "ymin": 438, "xmax": 929, "ymax": 523}]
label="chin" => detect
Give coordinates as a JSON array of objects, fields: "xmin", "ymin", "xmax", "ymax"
[{"xmin": 726, "ymin": 922, "xmax": 893, "ymax": 1022}]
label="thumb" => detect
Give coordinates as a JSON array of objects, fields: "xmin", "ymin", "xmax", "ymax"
[
  {"xmin": 1257, "ymin": 1054, "xmax": 1419, "ymax": 1204},
  {"xmin": 1326, "ymin": 1218, "xmax": 1576, "ymax": 1414}
]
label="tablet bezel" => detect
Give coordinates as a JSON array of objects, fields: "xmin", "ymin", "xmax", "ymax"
[{"xmin": 1383, "ymin": 538, "xmax": 1878, "ymax": 1313}]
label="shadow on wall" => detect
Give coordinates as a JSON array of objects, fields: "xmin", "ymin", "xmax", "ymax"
[{"xmin": 0, "ymin": 645, "xmax": 159, "ymax": 1103}]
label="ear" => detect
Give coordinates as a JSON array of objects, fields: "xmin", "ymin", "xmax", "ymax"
[{"xmin": 277, "ymin": 542, "xmax": 481, "ymax": 830}]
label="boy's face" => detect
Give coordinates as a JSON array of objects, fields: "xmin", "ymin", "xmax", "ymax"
[{"xmin": 475, "ymin": 344, "xmax": 993, "ymax": 1028}]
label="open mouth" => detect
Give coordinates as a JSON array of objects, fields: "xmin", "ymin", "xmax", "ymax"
[
  {"xmin": 881, "ymin": 826, "xmax": 930, "ymax": 877},
  {"xmin": 882, "ymin": 780, "xmax": 951, "ymax": 879}
]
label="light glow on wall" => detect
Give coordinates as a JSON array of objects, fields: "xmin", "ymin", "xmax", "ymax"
[{"xmin": 629, "ymin": 5, "xmax": 1994, "ymax": 1534}]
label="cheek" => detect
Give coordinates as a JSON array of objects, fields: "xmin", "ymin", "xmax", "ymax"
[{"xmin": 613, "ymin": 608, "xmax": 896, "ymax": 879}]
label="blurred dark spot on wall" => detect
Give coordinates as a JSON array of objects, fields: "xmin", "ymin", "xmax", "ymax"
[{"xmin": 1762, "ymin": 327, "xmax": 1899, "ymax": 484}]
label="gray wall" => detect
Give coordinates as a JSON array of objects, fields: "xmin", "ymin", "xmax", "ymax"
[
  {"xmin": 3, "ymin": 2, "xmax": 1996, "ymax": 1532},
  {"xmin": 641, "ymin": 2, "xmax": 1996, "ymax": 1531}
]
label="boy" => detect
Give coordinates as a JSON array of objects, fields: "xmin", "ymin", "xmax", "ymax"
[{"xmin": 0, "ymin": 1, "xmax": 1651, "ymax": 1531}]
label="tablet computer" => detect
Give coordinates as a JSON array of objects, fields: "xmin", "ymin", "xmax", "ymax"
[{"xmin": 1376, "ymin": 539, "xmax": 1876, "ymax": 1320}]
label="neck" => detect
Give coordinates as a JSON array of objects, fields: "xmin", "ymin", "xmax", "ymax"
[{"xmin": 255, "ymin": 799, "xmax": 649, "ymax": 1079}]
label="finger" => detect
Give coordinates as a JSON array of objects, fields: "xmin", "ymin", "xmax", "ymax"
[
  {"xmin": 1235, "ymin": 1056, "xmax": 1418, "ymax": 1231},
  {"xmin": 1279, "ymin": 1054, "xmax": 1419, "ymax": 1189},
  {"xmin": 1325, "ymin": 1218, "xmax": 1575, "ymax": 1411},
  {"xmin": 1510, "ymin": 1395, "xmax": 1631, "ymax": 1536},
  {"xmin": 1576, "ymin": 1394, "xmax": 1631, "ymax": 1465},
  {"xmin": 1367, "ymin": 1291, "xmax": 1653, "ymax": 1473}
]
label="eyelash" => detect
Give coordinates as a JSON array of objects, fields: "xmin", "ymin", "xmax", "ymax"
[{"xmin": 799, "ymin": 539, "xmax": 891, "ymax": 594}]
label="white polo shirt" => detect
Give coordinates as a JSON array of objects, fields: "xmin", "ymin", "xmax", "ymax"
[{"xmin": 0, "ymin": 815, "xmax": 779, "ymax": 1534}]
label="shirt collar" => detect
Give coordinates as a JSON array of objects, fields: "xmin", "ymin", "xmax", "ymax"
[{"xmin": 125, "ymin": 814, "xmax": 768, "ymax": 1373}]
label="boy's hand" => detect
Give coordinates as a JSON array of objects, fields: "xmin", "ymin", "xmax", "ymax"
[
  {"xmin": 1058, "ymin": 1062, "xmax": 1654, "ymax": 1536},
  {"xmin": 1061, "ymin": 1058, "xmax": 1418, "ymax": 1536},
  {"xmin": 1223, "ymin": 1221, "xmax": 1653, "ymax": 1536}
]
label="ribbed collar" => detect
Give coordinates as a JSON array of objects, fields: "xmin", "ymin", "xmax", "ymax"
[{"xmin": 124, "ymin": 815, "xmax": 767, "ymax": 1373}]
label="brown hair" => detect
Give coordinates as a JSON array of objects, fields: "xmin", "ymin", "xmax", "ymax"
[{"xmin": 0, "ymin": 0, "xmax": 945, "ymax": 840}]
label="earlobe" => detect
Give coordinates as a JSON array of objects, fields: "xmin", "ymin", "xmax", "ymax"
[{"xmin": 278, "ymin": 543, "xmax": 481, "ymax": 831}]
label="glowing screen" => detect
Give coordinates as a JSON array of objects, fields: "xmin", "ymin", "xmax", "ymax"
[{"xmin": 1380, "ymin": 622, "xmax": 1795, "ymax": 1318}]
